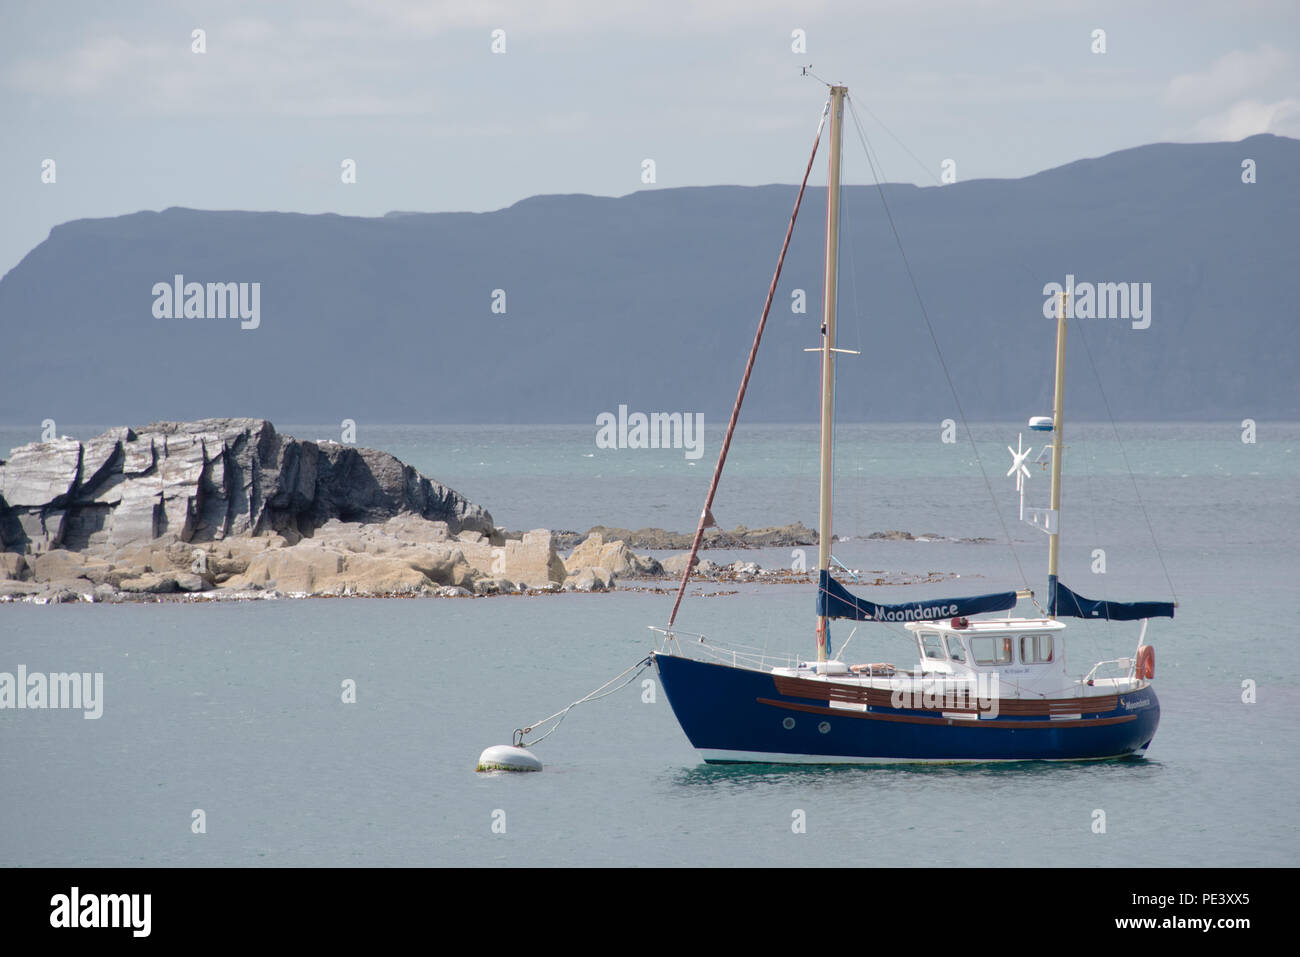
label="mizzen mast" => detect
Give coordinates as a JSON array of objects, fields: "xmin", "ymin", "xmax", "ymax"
[
  {"xmin": 1047, "ymin": 291, "xmax": 1067, "ymax": 617},
  {"xmin": 815, "ymin": 85, "xmax": 847, "ymax": 661}
]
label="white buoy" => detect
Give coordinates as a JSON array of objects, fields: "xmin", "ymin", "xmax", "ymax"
[{"xmin": 476, "ymin": 744, "xmax": 543, "ymax": 772}]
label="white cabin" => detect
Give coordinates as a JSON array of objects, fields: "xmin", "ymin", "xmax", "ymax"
[
  {"xmin": 773, "ymin": 615, "xmax": 1144, "ymax": 700},
  {"xmin": 902, "ymin": 617, "xmax": 1069, "ymax": 696}
]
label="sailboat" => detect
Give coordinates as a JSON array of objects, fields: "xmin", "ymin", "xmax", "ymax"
[{"xmin": 650, "ymin": 84, "xmax": 1175, "ymax": 764}]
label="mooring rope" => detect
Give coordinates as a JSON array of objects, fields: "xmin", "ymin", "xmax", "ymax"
[{"xmin": 514, "ymin": 657, "xmax": 654, "ymax": 748}]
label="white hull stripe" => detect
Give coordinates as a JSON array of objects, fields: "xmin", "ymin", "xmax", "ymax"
[{"xmin": 697, "ymin": 747, "xmax": 1146, "ymax": 766}]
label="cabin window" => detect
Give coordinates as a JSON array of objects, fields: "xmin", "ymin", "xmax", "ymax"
[
  {"xmin": 919, "ymin": 633, "xmax": 945, "ymax": 659},
  {"xmin": 944, "ymin": 635, "xmax": 966, "ymax": 663},
  {"xmin": 1020, "ymin": 634, "xmax": 1055, "ymax": 664},
  {"xmin": 969, "ymin": 636, "xmax": 1013, "ymax": 665}
]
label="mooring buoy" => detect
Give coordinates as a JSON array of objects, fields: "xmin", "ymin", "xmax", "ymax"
[{"xmin": 476, "ymin": 744, "xmax": 543, "ymax": 772}]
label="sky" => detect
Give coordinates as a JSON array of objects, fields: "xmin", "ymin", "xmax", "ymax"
[{"xmin": 2, "ymin": 0, "xmax": 1298, "ymax": 279}]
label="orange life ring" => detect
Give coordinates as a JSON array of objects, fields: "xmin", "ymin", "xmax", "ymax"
[{"xmin": 1135, "ymin": 645, "xmax": 1155, "ymax": 681}]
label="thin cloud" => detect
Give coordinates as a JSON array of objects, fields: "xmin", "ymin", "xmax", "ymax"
[
  {"xmin": 350, "ymin": 0, "xmax": 835, "ymax": 34},
  {"xmin": 1165, "ymin": 44, "xmax": 1290, "ymax": 109},
  {"xmin": 5, "ymin": 26, "xmax": 435, "ymax": 116},
  {"xmin": 1193, "ymin": 97, "xmax": 1300, "ymax": 139},
  {"xmin": 8, "ymin": 34, "xmax": 141, "ymax": 96}
]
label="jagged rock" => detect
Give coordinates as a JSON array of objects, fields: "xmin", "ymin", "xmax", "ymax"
[
  {"xmin": 104, "ymin": 565, "xmax": 146, "ymax": 588},
  {"xmin": 173, "ymin": 573, "xmax": 208, "ymax": 592},
  {"xmin": 202, "ymin": 520, "xmax": 561, "ymax": 596},
  {"xmin": 0, "ymin": 421, "xmax": 605, "ymax": 600},
  {"xmin": 393, "ymin": 544, "xmax": 469, "ymax": 586},
  {"xmin": 503, "ymin": 529, "xmax": 567, "ymax": 587},
  {"xmin": 27, "ymin": 549, "xmax": 89, "ymax": 581},
  {"xmin": 30, "ymin": 577, "xmax": 93, "ymax": 599},
  {"xmin": 565, "ymin": 533, "xmax": 660, "ymax": 578},
  {"xmin": 0, "ymin": 419, "xmax": 493, "ymax": 554},
  {"xmin": 107, "ymin": 482, "xmax": 163, "ymax": 548},
  {"xmin": 226, "ymin": 547, "xmax": 344, "ymax": 593},
  {"xmin": 0, "ymin": 437, "xmax": 82, "ymax": 509},
  {"xmin": 0, "ymin": 551, "xmax": 27, "ymax": 580},
  {"xmin": 92, "ymin": 583, "xmax": 119, "ymax": 603},
  {"xmin": 121, "ymin": 434, "xmax": 155, "ymax": 475},
  {"xmin": 118, "ymin": 573, "xmax": 179, "ymax": 594},
  {"xmin": 25, "ymin": 549, "xmax": 118, "ymax": 587},
  {"xmin": 662, "ymin": 554, "xmax": 718, "ymax": 577},
  {"xmin": 334, "ymin": 554, "xmax": 429, "ymax": 595},
  {"xmin": 564, "ymin": 567, "xmax": 614, "ymax": 592},
  {"xmin": 473, "ymin": 577, "xmax": 517, "ymax": 595},
  {"xmin": 207, "ymin": 549, "xmax": 251, "ymax": 582},
  {"xmin": 77, "ymin": 561, "xmax": 117, "ymax": 586},
  {"xmin": 378, "ymin": 515, "xmax": 450, "ymax": 543},
  {"xmin": 312, "ymin": 442, "xmax": 492, "ymax": 534}
]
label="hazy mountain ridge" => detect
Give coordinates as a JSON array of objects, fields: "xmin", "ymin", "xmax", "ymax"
[{"xmin": 2, "ymin": 133, "xmax": 1295, "ymax": 424}]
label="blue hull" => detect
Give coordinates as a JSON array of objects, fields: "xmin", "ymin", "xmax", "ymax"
[{"xmin": 653, "ymin": 653, "xmax": 1160, "ymax": 764}]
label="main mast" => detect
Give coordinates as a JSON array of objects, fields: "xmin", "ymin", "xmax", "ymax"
[
  {"xmin": 1047, "ymin": 291, "xmax": 1067, "ymax": 617},
  {"xmin": 816, "ymin": 85, "xmax": 846, "ymax": 661}
]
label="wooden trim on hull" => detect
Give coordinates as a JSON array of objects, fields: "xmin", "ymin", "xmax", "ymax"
[
  {"xmin": 756, "ymin": 697, "xmax": 1138, "ymax": 729},
  {"xmin": 771, "ymin": 674, "xmax": 1123, "ymax": 716}
]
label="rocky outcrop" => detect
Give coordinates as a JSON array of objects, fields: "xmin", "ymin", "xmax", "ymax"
[
  {"xmin": 0, "ymin": 419, "xmax": 495, "ymax": 552},
  {"xmin": 553, "ymin": 522, "xmax": 820, "ymax": 551},
  {"xmin": 4, "ymin": 421, "xmax": 945, "ymax": 604},
  {"xmin": 0, "ymin": 419, "xmax": 566, "ymax": 602}
]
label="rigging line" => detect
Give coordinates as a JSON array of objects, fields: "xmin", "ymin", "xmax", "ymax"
[
  {"xmin": 1077, "ymin": 422, "xmax": 1119, "ymax": 629},
  {"xmin": 667, "ymin": 99, "xmax": 830, "ymax": 629},
  {"xmin": 850, "ymin": 97, "xmax": 945, "ymax": 188},
  {"xmin": 845, "ymin": 94, "xmax": 1031, "ymax": 593},
  {"xmin": 1076, "ymin": 421, "xmax": 1114, "ymax": 632},
  {"xmin": 1069, "ymin": 314, "xmax": 1179, "ymax": 605},
  {"xmin": 1074, "ymin": 423, "xmax": 1119, "ymax": 635}
]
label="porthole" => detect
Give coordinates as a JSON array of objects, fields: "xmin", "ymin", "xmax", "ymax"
[
  {"xmin": 818, "ymin": 721, "xmax": 831, "ymax": 734},
  {"xmin": 782, "ymin": 717, "xmax": 796, "ymax": 730}
]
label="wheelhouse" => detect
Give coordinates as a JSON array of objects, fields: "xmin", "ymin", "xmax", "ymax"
[{"xmin": 904, "ymin": 618, "xmax": 1068, "ymax": 683}]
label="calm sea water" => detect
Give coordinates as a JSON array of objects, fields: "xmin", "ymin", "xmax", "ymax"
[{"xmin": 1, "ymin": 422, "xmax": 1297, "ymax": 866}]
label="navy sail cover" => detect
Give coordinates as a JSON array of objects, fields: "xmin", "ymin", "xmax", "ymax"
[
  {"xmin": 817, "ymin": 570, "xmax": 1019, "ymax": 622},
  {"xmin": 1051, "ymin": 578, "xmax": 1175, "ymax": 621}
]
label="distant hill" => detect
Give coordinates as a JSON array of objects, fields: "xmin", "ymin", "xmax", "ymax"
[{"xmin": 1, "ymin": 134, "xmax": 1296, "ymax": 425}]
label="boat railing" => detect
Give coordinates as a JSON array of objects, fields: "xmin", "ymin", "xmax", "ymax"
[
  {"xmin": 697, "ymin": 640, "xmax": 801, "ymax": 672},
  {"xmin": 650, "ymin": 626, "xmax": 800, "ymax": 672},
  {"xmin": 1083, "ymin": 657, "xmax": 1135, "ymax": 685}
]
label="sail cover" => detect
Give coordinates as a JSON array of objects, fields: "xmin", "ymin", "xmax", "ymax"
[
  {"xmin": 1051, "ymin": 578, "xmax": 1174, "ymax": 621},
  {"xmin": 817, "ymin": 570, "xmax": 1019, "ymax": 622}
]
